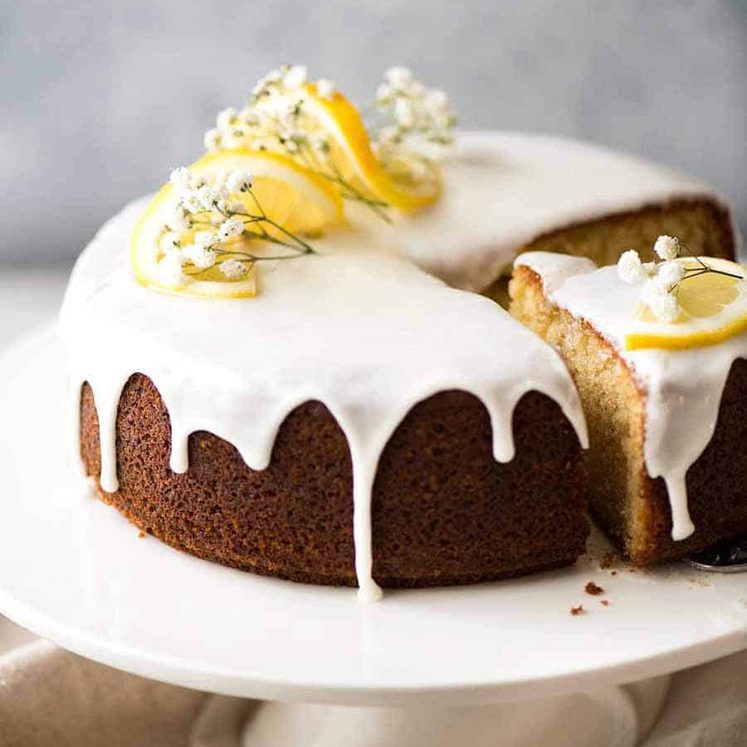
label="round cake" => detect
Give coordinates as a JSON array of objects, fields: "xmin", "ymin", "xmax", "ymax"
[{"xmin": 60, "ymin": 122, "xmax": 738, "ymax": 601}]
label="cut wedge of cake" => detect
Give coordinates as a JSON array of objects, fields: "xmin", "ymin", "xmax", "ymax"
[{"xmin": 510, "ymin": 250, "xmax": 747, "ymax": 564}]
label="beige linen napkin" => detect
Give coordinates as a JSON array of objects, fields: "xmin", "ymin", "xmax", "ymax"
[
  {"xmin": 0, "ymin": 638, "xmax": 207, "ymax": 746},
  {"xmin": 0, "ymin": 615, "xmax": 745, "ymax": 747}
]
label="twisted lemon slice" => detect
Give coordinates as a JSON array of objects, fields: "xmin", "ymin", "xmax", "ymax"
[
  {"xmin": 625, "ymin": 258, "xmax": 747, "ymax": 351},
  {"xmin": 131, "ymin": 150, "xmax": 342, "ymax": 299},
  {"xmin": 300, "ymin": 83, "xmax": 441, "ymax": 213}
]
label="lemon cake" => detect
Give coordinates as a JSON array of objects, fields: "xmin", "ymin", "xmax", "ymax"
[
  {"xmin": 510, "ymin": 249, "xmax": 747, "ymax": 564},
  {"xmin": 60, "ymin": 66, "xmax": 740, "ymax": 599}
]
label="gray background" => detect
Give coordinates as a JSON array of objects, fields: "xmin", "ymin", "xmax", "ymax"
[{"xmin": 2, "ymin": 0, "xmax": 746, "ymax": 265}]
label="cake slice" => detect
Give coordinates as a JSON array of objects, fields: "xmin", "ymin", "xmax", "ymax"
[{"xmin": 509, "ymin": 248, "xmax": 747, "ymax": 565}]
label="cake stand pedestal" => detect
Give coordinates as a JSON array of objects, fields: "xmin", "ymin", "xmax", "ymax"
[{"xmin": 0, "ymin": 325, "xmax": 745, "ymax": 707}]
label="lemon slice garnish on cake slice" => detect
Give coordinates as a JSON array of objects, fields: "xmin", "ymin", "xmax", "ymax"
[
  {"xmin": 131, "ymin": 149, "xmax": 343, "ymax": 299},
  {"xmin": 300, "ymin": 82, "xmax": 442, "ymax": 213},
  {"xmin": 625, "ymin": 258, "xmax": 747, "ymax": 351}
]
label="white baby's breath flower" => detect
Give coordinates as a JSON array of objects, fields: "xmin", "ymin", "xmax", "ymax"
[
  {"xmin": 182, "ymin": 243, "xmax": 216, "ymax": 270},
  {"xmin": 425, "ymin": 88, "xmax": 448, "ymax": 112},
  {"xmin": 374, "ymin": 124, "xmax": 399, "ymax": 147},
  {"xmin": 655, "ymin": 260, "xmax": 685, "ymax": 290},
  {"xmin": 644, "ymin": 281, "xmax": 680, "ymax": 322},
  {"xmin": 220, "ymin": 258, "xmax": 247, "ymax": 279},
  {"xmin": 193, "ymin": 230, "xmax": 217, "ymax": 248},
  {"xmin": 617, "ymin": 249, "xmax": 646, "ymax": 284},
  {"xmin": 643, "ymin": 279, "xmax": 678, "ymax": 319},
  {"xmin": 216, "ymin": 107, "xmax": 238, "ymax": 130},
  {"xmin": 226, "ymin": 170, "xmax": 253, "ymax": 193},
  {"xmin": 386, "ymin": 66, "xmax": 413, "ymax": 89},
  {"xmin": 214, "ymin": 196, "xmax": 229, "ymax": 216},
  {"xmin": 237, "ymin": 105, "xmax": 258, "ymax": 125},
  {"xmin": 181, "ymin": 191, "xmax": 203, "ymax": 214},
  {"xmin": 407, "ymin": 79, "xmax": 425, "ymax": 97},
  {"xmin": 642, "ymin": 278, "xmax": 658, "ymax": 303},
  {"xmin": 218, "ymin": 216, "xmax": 244, "ymax": 241},
  {"xmin": 166, "ymin": 206, "xmax": 191, "ymax": 233},
  {"xmin": 169, "ymin": 167, "xmax": 192, "ymax": 193},
  {"xmin": 252, "ymin": 67, "xmax": 284, "ymax": 98},
  {"xmin": 394, "ymin": 97, "xmax": 415, "ymax": 128},
  {"xmin": 229, "ymin": 126, "xmax": 247, "ymax": 142},
  {"xmin": 406, "ymin": 158, "xmax": 429, "ymax": 180},
  {"xmin": 315, "ymin": 78, "xmax": 336, "ymax": 100},
  {"xmin": 284, "ymin": 64, "xmax": 307, "ymax": 89},
  {"xmin": 156, "ymin": 251, "xmax": 186, "ymax": 288},
  {"xmin": 654, "ymin": 235, "xmax": 680, "ymax": 261},
  {"xmin": 203, "ymin": 128, "xmax": 222, "ymax": 153},
  {"xmin": 225, "ymin": 199, "xmax": 245, "ymax": 214},
  {"xmin": 372, "ymin": 66, "xmax": 456, "ymax": 171},
  {"xmin": 158, "ymin": 231, "xmax": 180, "ymax": 252},
  {"xmin": 196, "ymin": 185, "xmax": 220, "ymax": 211},
  {"xmin": 208, "ymin": 168, "xmax": 228, "ymax": 191},
  {"xmin": 278, "ymin": 96, "xmax": 302, "ymax": 126},
  {"xmin": 376, "ymin": 83, "xmax": 393, "ymax": 103}
]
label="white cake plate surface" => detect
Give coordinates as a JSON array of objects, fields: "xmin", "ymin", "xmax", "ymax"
[{"xmin": 0, "ymin": 325, "xmax": 745, "ymax": 706}]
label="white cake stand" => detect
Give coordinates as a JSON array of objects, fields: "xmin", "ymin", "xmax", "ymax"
[{"xmin": 0, "ymin": 325, "xmax": 745, "ymax": 707}]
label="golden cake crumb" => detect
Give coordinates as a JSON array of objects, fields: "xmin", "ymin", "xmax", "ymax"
[{"xmin": 585, "ymin": 581, "xmax": 604, "ymax": 596}]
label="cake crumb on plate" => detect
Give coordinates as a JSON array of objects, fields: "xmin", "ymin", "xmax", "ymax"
[{"xmin": 585, "ymin": 581, "xmax": 604, "ymax": 596}]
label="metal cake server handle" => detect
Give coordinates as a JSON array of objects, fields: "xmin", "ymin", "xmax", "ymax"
[{"xmin": 685, "ymin": 535, "xmax": 747, "ymax": 573}]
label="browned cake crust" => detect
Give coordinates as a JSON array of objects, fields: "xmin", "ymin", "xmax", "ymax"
[
  {"xmin": 510, "ymin": 265, "xmax": 747, "ymax": 565},
  {"xmin": 79, "ymin": 376, "xmax": 588, "ymax": 588},
  {"xmin": 521, "ymin": 198, "xmax": 736, "ymax": 265},
  {"xmin": 484, "ymin": 198, "xmax": 736, "ymax": 307}
]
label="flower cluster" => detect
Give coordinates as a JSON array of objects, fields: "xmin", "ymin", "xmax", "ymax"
[
  {"xmin": 372, "ymin": 66, "xmax": 456, "ymax": 169},
  {"xmin": 617, "ymin": 235, "xmax": 735, "ymax": 323},
  {"xmin": 200, "ymin": 65, "xmax": 392, "ymax": 214},
  {"xmin": 155, "ymin": 165, "xmax": 313, "ymax": 288},
  {"xmin": 203, "ymin": 65, "xmax": 335, "ymax": 158},
  {"xmin": 617, "ymin": 236, "xmax": 682, "ymax": 321},
  {"xmin": 202, "ymin": 64, "xmax": 455, "ymax": 219}
]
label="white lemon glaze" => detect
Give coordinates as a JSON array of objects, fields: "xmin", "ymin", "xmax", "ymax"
[
  {"xmin": 516, "ymin": 251, "xmax": 747, "ymax": 541},
  {"xmin": 60, "ymin": 131, "xmax": 732, "ymax": 599}
]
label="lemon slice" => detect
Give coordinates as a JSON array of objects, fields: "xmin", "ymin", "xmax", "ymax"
[
  {"xmin": 192, "ymin": 149, "xmax": 342, "ymax": 236},
  {"xmin": 625, "ymin": 258, "xmax": 747, "ymax": 351},
  {"xmin": 300, "ymin": 83, "xmax": 441, "ymax": 213},
  {"xmin": 131, "ymin": 149, "xmax": 342, "ymax": 299}
]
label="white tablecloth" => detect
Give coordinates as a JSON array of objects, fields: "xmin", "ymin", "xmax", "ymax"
[{"xmin": 0, "ymin": 268, "xmax": 746, "ymax": 746}]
